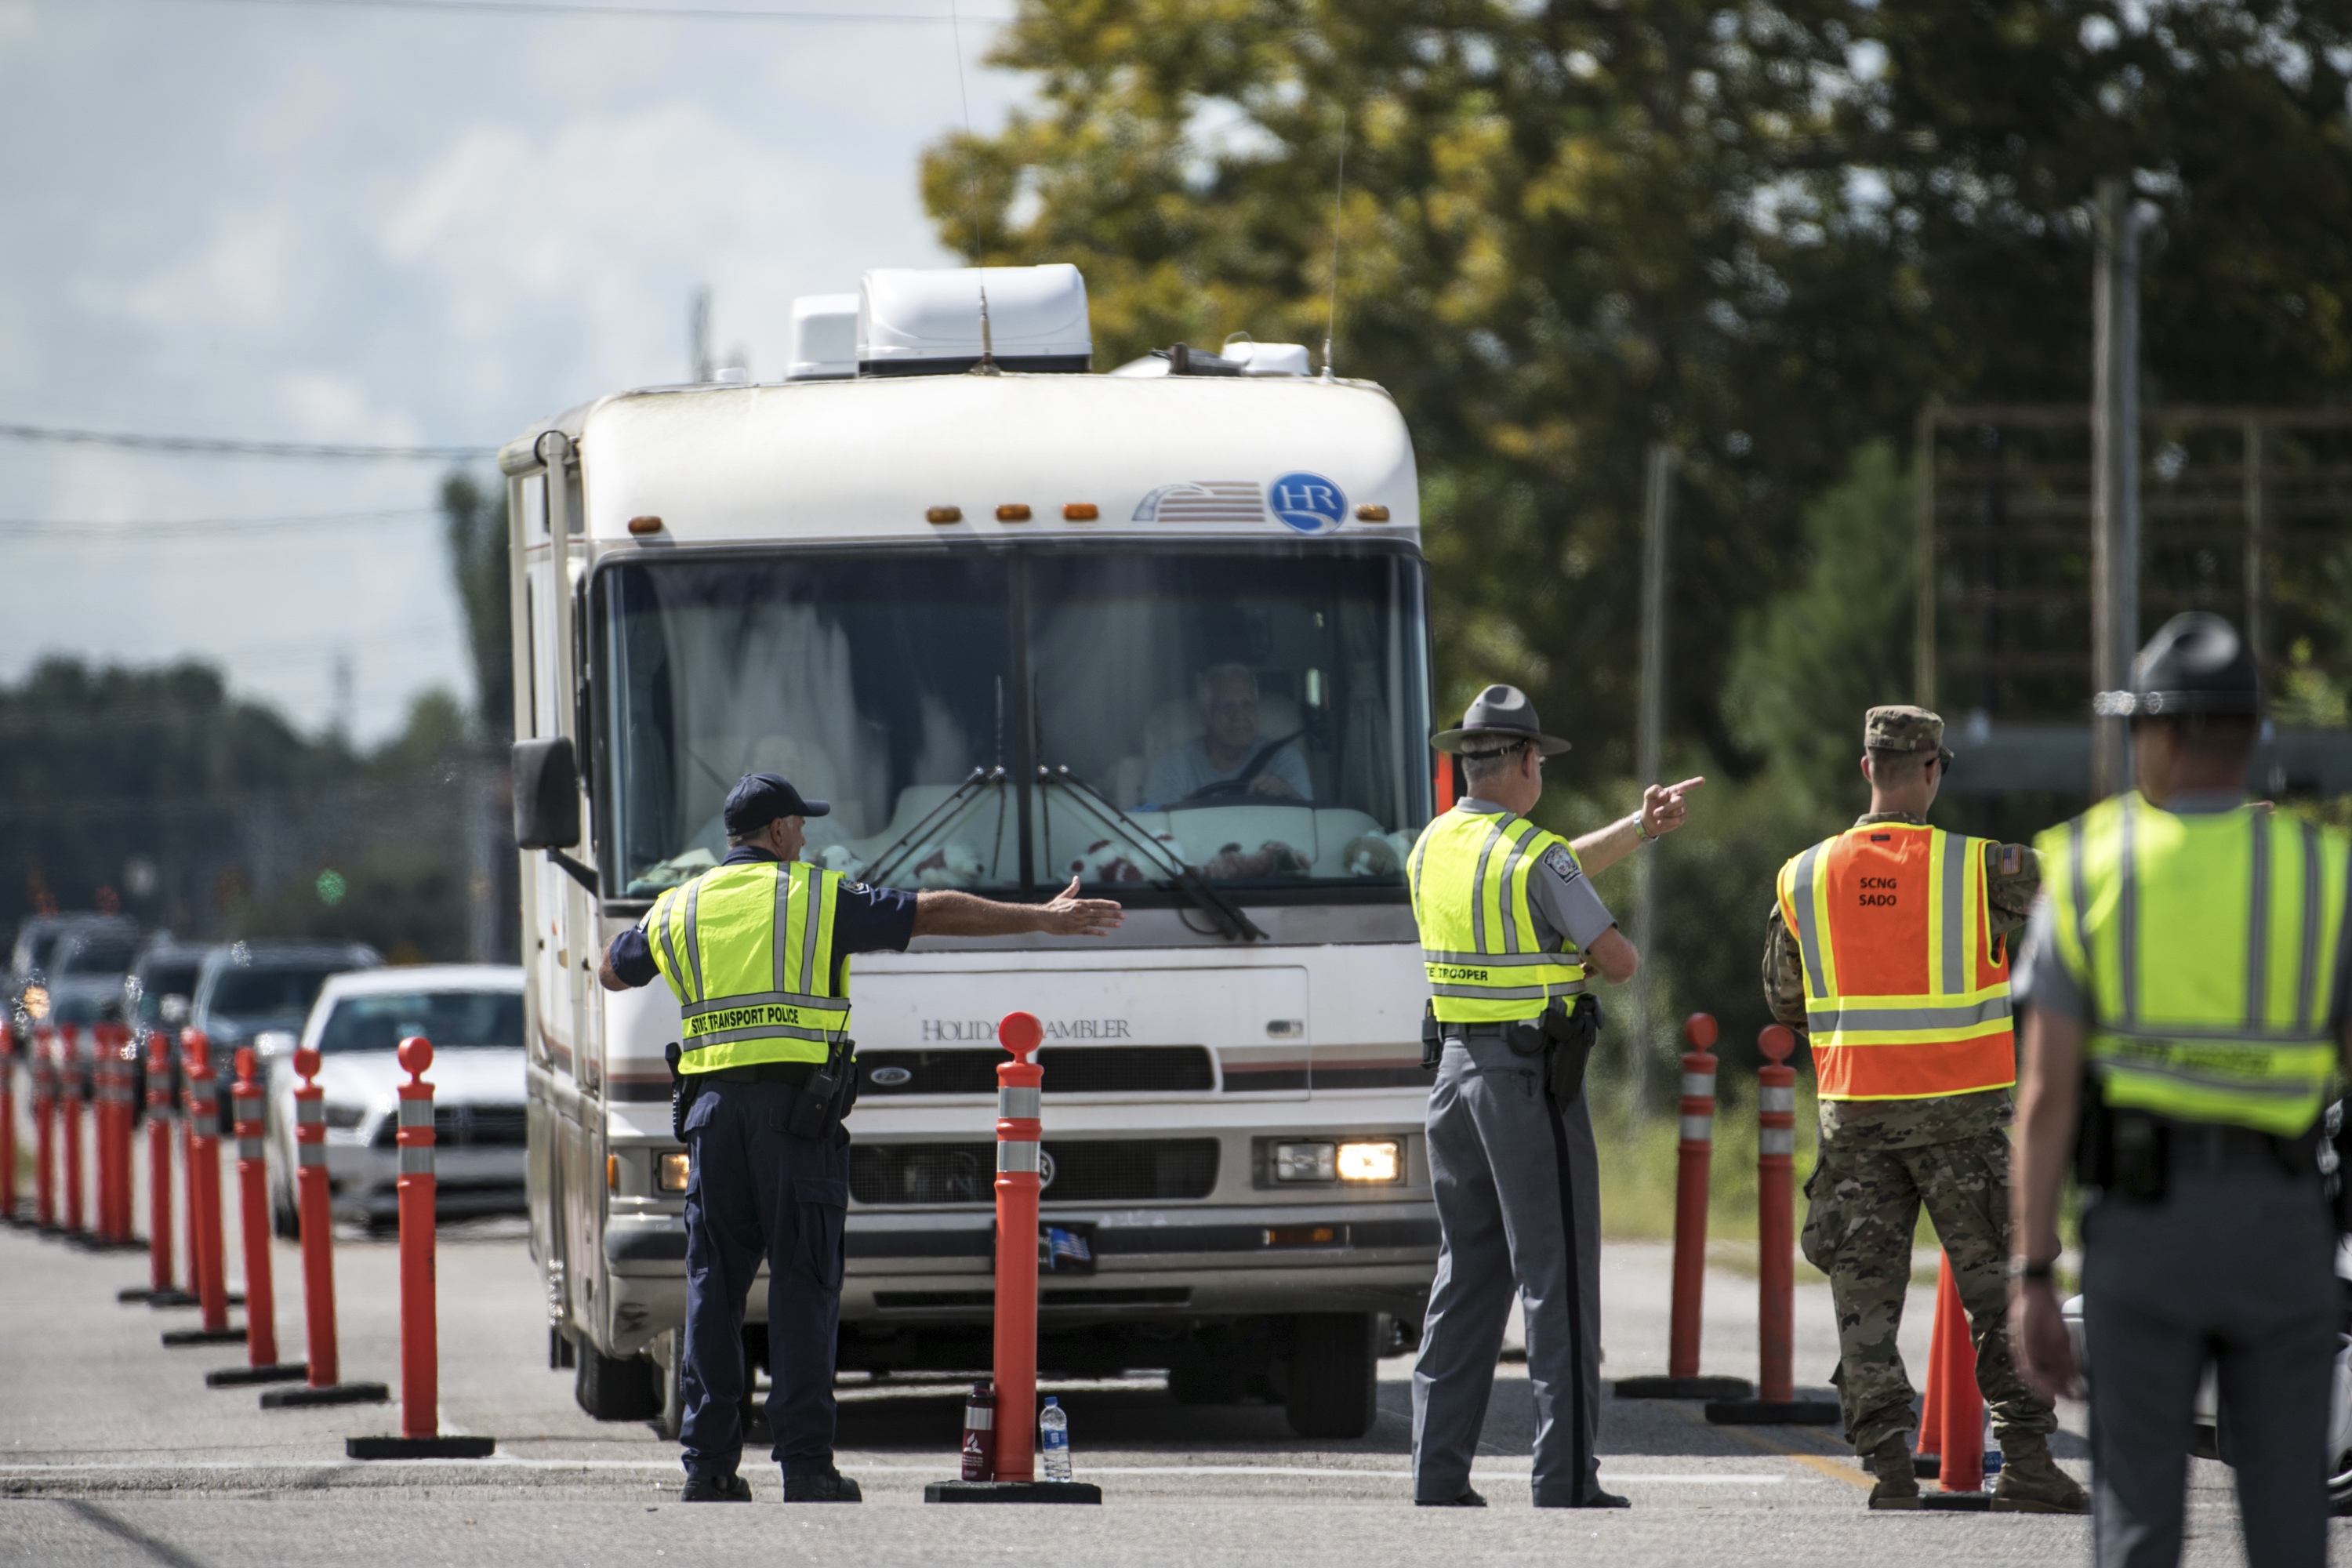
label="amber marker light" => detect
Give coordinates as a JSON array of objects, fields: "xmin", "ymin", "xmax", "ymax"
[
  {"xmin": 627, "ymin": 514, "xmax": 663, "ymax": 535},
  {"xmin": 926, "ymin": 506, "xmax": 963, "ymax": 524},
  {"xmin": 1062, "ymin": 503, "xmax": 1099, "ymax": 521},
  {"xmin": 996, "ymin": 503, "xmax": 1033, "ymax": 522},
  {"xmin": 606, "ymin": 1154, "xmax": 619, "ymax": 1191},
  {"xmin": 1354, "ymin": 504, "xmax": 1391, "ymax": 522}
]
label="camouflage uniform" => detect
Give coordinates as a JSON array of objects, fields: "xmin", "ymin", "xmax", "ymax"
[{"xmin": 1761, "ymin": 706, "xmax": 2056, "ymax": 1458}]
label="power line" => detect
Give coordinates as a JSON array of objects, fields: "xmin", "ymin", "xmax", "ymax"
[
  {"xmin": 128, "ymin": 0, "xmax": 1011, "ymax": 23},
  {"xmin": 0, "ymin": 422, "xmax": 493, "ymax": 461},
  {"xmin": 0, "ymin": 507, "xmax": 439, "ymax": 537}
]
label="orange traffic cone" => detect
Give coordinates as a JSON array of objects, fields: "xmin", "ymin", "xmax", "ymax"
[{"xmin": 1914, "ymin": 1251, "xmax": 1984, "ymax": 1494}]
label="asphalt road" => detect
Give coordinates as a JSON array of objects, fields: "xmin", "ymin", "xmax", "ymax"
[{"xmin": 0, "ymin": 1142, "xmax": 2295, "ymax": 1567}]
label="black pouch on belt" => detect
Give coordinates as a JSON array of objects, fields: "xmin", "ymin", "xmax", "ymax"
[
  {"xmin": 1421, "ymin": 1004, "xmax": 1444, "ymax": 1071},
  {"xmin": 665, "ymin": 1041, "xmax": 698, "ymax": 1143},
  {"xmin": 786, "ymin": 1035, "xmax": 854, "ymax": 1142},
  {"xmin": 1541, "ymin": 993, "xmax": 1602, "ymax": 1110}
]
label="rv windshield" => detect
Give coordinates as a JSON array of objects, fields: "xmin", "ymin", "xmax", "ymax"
[{"xmin": 595, "ymin": 545, "xmax": 1432, "ymax": 898}]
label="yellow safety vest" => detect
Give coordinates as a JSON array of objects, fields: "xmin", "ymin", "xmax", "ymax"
[
  {"xmin": 2038, "ymin": 794, "xmax": 2349, "ymax": 1137},
  {"xmin": 1407, "ymin": 808, "xmax": 1588, "ymax": 1024},
  {"xmin": 642, "ymin": 859, "xmax": 852, "ymax": 1074}
]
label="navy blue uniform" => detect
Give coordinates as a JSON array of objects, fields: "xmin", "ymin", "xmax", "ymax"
[{"xmin": 606, "ymin": 845, "xmax": 915, "ymax": 1486}]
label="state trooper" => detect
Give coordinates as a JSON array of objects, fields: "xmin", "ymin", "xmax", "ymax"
[
  {"xmin": 1407, "ymin": 684, "xmax": 1701, "ymax": 1508},
  {"xmin": 1763, "ymin": 706, "xmax": 2084, "ymax": 1512},
  {"xmin": 600, "ymin": 772, "xmax": 1123, "ymax": 1504},
  {"xmin": 2010, "ymin": 614, "xmax": 2352, "ymax": 1567}
]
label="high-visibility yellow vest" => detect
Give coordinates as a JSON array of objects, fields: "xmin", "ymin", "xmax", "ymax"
[
  {"xmin": 2038, "ymin": 794, "xmax": 2349, "ymax": 1137},
  {"xmin": 1775, "ymin": 823, "xmax": 2017, "ymax": 1101},
  {"xmin": 642, "ymin": 859, "xmax": 852, "ymax": 1074},
  {"xmin": 1407, "ymin": 808, "xmax": 1587, "ymax": 1023}
]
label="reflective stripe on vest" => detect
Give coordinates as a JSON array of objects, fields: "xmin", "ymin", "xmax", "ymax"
[
  {"xmin": 1407, "ymin": 808, "xmax": 1586, "ymax": 1023},
  {"xmin": 2038, "ymin": 794, "xmax": 2350, "ymax": 1138},
  {"xmin": 644, "ymin": 860, "xmax": 851, "ymax": 1073},
  {"xmin": 1776, "ymin": 823, "xmax": 2016, "ymax": 1101}
]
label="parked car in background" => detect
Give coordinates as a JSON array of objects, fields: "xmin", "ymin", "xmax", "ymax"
[
  {"xmin": 265, "ymin": 964, "xmax": 527, "ymax": 1236},
  {"xmin": 22, "ymin": 918, "xmax": 144, "ymax": 1092},
  {"xmin": 9, "ymin": 913, "xmax": 140, "ymax": 1017},
  {"xmin": 191, "ymin": 940, "xmax": 380, "ymax": 1058},
  {"xmin": 124, "ymin": 936, "xmax": 220, "ymax": 1110}
]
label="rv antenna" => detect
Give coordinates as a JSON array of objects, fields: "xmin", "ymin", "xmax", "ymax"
[
  {"xmin": 949, "ymin": 0, "xmax": 1000, "ymax": 374},
  {"xmin": 1322, "ymin": 108, "xmax": 1347, "ymax": 383}
]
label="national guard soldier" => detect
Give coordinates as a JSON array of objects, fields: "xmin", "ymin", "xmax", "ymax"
[
  {"xmin": 600, "ymin": 772, "xmax": 1123, "ymax": 1504},
  {"xmin": 1763, "ymin": 705, "xmax": 2085, "ymax": 1512},
  {"xmin": 1409, "ymin": 684, "xmax": 1701, "ymax": 1508},
  {"xmin": 2010, "ymin": 613, "xmax": 2352, "ymax": 1568}
]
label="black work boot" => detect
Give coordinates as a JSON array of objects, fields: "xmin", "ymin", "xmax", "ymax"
[
  {"xmin": 1865, "ymin": 1433, "xmax": 1922, "ymax": 1510},
  {"xmin": 782, "ymin": 1471, "xmax": 863, "ymax": 1503},
  {"xmin": 1414, "ymin": 1488, "xmax": 1487, "ymax": 1507},
  {"xmin": 681, "ymin": 1472, "xmax": 752, "ymax": 1502}
]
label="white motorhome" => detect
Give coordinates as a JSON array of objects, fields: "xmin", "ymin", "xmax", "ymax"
[{"xmin": 503, "ymin": 265, "xmax": 1442, "ymax": 1439}]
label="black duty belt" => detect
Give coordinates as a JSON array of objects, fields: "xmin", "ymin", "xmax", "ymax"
[
  {"xmin": 1443, "ymin": 1022, "xmax": 1520, "ymax": 1041},
  {"xmin": 702, "ymin": 1062, "xmax": 817, "ymax": 1087},
  {"xmin": 2170, "ymin": 1121, "xmax": 2300, "ymax": 1173}
]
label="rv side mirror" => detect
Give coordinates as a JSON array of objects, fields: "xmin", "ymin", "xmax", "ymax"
[{"xmin": 512, "ymin": 737, "xmax": 582, "ymax": 850}]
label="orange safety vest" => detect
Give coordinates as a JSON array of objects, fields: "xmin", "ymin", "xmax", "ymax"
[{"xmin": 1774, "ymin": 822, "xmax": 2016, "ymax": 1101}]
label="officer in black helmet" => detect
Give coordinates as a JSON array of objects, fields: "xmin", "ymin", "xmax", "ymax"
[
  {"xmin": 2009, "ymin": 614, "xmax": 2352, "ymax": 1567},
  {"xmin": 601, "ymin": 771, "xmax": 1124, "ymax": 1504}
]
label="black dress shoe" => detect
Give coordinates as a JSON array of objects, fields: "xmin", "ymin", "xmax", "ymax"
[
  {"xmin": 681, "ymin": 1473, "xmax": 752, "ymax": 1502},
  {"xmin": 782, "ymin": 1472, "xmax": 863, "ymax": 1503},
  {"xmin": 1576, "ymin": 1489, "xmax": 1631, "ymax": 1508},
  {"xmin": 1415, "ymin": 1488, "xmax": 1487, "ymax": 1507}
]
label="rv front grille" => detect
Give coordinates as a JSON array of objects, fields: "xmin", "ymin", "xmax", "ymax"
[
  {"xmin": 849, "ymin": 1138, "xmax": 1220, "ymax": 1206},
  {"xmin": 857, "ymin": 1047, "xmax": 1214, "ymax": 1097}
]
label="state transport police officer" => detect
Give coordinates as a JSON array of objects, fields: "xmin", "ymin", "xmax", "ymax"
[
  {"xmin": 601, "ymin": 771, "xmax": 1123, "ymax": 1504},
  {"xmin": 2009, "ymin": 614, "xmax": 2352, "ymax": 1567},
  {"xmin": 1407, "ymin": 684, "xmax": 1701, "ymax": 1508}
]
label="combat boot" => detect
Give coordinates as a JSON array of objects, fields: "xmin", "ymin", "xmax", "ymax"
[
  {"xmin": 1864, "ymin": 1433, "xmax": 1922, "ymax": 1510},
  {"xmin": 1991, "ymin": 1433, "xmax": 2088, "ymax": 1514}
]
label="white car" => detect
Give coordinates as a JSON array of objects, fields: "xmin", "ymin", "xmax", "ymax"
[{"xmin": 266, "ymin": 965, "xmax": 527, "ymax": 1236}]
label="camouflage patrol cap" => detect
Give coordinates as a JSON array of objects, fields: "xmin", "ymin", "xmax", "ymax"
[{"xmin": 1864, "ymin": 705, "xmax": 1956, "ymax": 768}]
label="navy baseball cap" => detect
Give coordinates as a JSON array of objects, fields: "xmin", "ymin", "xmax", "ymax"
[{"xmin": 722, "ymin": 772, "xmax": 829, "ymax": 835}]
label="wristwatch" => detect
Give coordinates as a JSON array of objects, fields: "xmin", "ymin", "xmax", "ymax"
[
  {"xmin": 2005, "ymin": 1257, "xmax": 2056, "ymax": 1283},
  {"xmin": 1634, "ymin": 815, "xmax": 1654, "ymax": 844}
]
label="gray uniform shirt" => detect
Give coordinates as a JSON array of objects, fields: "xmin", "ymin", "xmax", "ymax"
[
  {"xmin": 2013, "ymin": 790, "xmax": 2352, "ymax": 1029},
  {"xmin": 1450, "ymin": 797, "xmax": 1619, "ymax": 952}
]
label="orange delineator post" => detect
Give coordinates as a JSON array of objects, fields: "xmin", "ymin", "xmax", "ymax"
[
  {"xmin": 32, "ymin": 1025, "xmax": 56, "ymax": 1229},
  {"xmin": 188, "ymin": 1033, "xmax": 229, "ymax": 1330},
  {"xmin": 260, "ymin": 1046, "xmax": 387, "ymax": 1409},
  {"xmin": 60, "ymin": 1023, "xmax": 85, "ymax": 1238},
  {"xmin": 146, "ymin": 1029, "xmax": 176, "ymax": 1293},
  {"xmin": 1920, "ymin": 1252, "xmax": 1986, "ymax": 1493},
  {"xmin": 992, "ymin": 1011, "xmax": 1045, "ymax": 1484},
  {"xmin": 97, "ymin": 1025, "xmax": 130, "ymax": 1245},
  {"xmin": 343, "ymin": 1036, "xmax": 490, "ymax": 1457},
  {"xmin": 1756, "ymin": 1025, "xmax": 1797, "ymax": 1404},
  {"xmin": 231, "ymin": 1049, "xmax": 289, "ymax": 1370},
  {"xmin": 1669, "ymin": 1014, "xmax": 1720, "ymax": 1378},
  {"xmin": 93, "ymin": 1027, "xmax": 118, "ymax": 1243},
  {"xmin": 0, "ymin": 1021, "xmax": 16, "ymax": 1223}
]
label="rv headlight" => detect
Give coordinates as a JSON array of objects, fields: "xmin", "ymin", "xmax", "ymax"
[
  {"xmin": 659, "ymin": 1152, "xmax": 691, "ymax": 1192},
  {"xmin": 1337, "ymin": 1141, "xmax": 1401, "ymax": 1183},
  {"xmin": 1272, "ymin": 1142, "xmax": 1337, "ymax": 1182}
]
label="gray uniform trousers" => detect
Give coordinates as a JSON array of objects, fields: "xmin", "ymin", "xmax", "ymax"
[
  {"xmin": 1410, "ymin": 1033, "xmax": 1602, "ymax": 1506},
  {"xmin": 2081, "ymin": 1157, "xmax": 2337, "ymax": 1568}
]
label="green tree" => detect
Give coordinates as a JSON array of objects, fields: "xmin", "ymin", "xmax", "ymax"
[
  {"xmin": 927, "ymin": 0, "xmax": 2352, "ymax": 786},
  {"xmin": 442, "ymin": 470, "xmax": 512, "ymax": 746}
]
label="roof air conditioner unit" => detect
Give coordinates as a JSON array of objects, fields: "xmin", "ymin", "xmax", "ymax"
[
  {"xmin": 785, "ymin": 293, "xmax": 859, "ymax": 382},
  {"xmin": 857, "ymin": 264, "xmax": 1092, "ymax": 377}
]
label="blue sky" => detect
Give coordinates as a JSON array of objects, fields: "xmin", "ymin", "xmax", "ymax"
[{"xmin": 0, "ymin": 0, "xmax": 1021, "ymax": 741}]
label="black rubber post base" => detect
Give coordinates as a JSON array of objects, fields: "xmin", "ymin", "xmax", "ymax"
[
  {"xmin": 1615, "ymin": 1375, "xmax": 1755, "ymax": 1400},
  {"xmin": 146, "ymin": 1290, "xmax": 200, "ymax": 1308},
  {"xmin": 162, "ymin": 1327, "xmax": 248, "ymax": 1348},
  {"xmin": 1704, "ymin": 1397, "xmax": 1842, "ymax": 1425},
  {"xmin": 260, "ymin": 1381, "xmax": 390, "ymax": 1409},
  {"xmin": 1915, "ymin": 1453, "xmax": 1941, "ymax": 1479},
  {"xmin": 1922, "ymin": 1490, "xmax": 1993, "ymax": 1511},
  {"xmin": 205, "ymin": 1363, "xmax": 309, "ymax": 1388},
  {"xmin": 347, "ymin": 1435, "xmax": 497, "ymax": 1460},
  {"xmin": 924, "ymin": 1480, "xmax": 1103, "ymax": 1504},
  {"xmin": 118, "ymin": 1287, "xmax": 158, "ymax": 1303}
]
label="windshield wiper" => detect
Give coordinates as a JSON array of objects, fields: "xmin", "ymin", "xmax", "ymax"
[
  {"xmin": 1039, "ymin": 765, "xmax": 1267, "ymax": 943},
  {"xmin": 863, "ymin": 767, "xmax": 1007, "ymax": 887}
]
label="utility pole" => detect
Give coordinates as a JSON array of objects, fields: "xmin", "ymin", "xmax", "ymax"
[
  {"xmin": 689, "ymin": 289, "xmax": 713, "ymax": 384},
  {"xmin": 1630, "ymin": 443, "xmax": 1677, "ymax": 1110},
  {"xmin": 2090, "ymin": 177, "xmax": 2142, "ymax": 799}
]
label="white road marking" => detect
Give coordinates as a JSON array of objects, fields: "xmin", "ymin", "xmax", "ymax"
[{"xmin": 0, "ymin": 1457, "xmax": 1785, "ymax": 1484}]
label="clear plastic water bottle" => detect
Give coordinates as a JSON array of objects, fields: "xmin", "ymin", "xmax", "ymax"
[{"xmin": 1039, "ymin": 1396, "xmax": 1072, "ymax": 1482}]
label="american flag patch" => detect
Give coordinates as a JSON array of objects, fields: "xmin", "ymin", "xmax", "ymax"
[
  {"xmin": 2002, "ymin": 844, "xmax": 2022, "ymax": 874},
  {"xmin": 1132, "ymin": 481, "xmax": 1268, "ymax": 524}
]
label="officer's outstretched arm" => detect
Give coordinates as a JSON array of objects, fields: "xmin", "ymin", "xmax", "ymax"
[
  {"xmin": 912, "ymin": 877, "xmax": 1125, "ymax": 939},
  {"xmin": 1583, "ymin": 926, "xmax": 1637, "ymax": 984}
]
